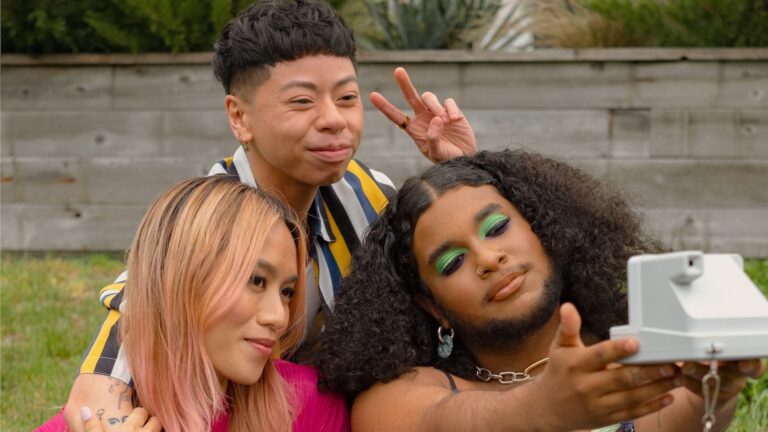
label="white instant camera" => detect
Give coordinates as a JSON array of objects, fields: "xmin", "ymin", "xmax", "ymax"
[{"xmin": 609, "ymin": 251, "xmax": 768, "ymax": 363}]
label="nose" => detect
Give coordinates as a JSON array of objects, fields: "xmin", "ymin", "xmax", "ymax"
[
  {"xmin": 316, "ymin": 98, "xmax": 347, "ymax": 133},
  {"xmin": 257, "ymin": 288, "xmax": 290, "ymax": 332},
  {"xmin": 475, "ymin": 245, "xmax": 508, "ymax": 279}
]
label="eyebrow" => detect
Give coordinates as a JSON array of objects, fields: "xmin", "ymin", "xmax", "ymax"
[
  {"xmin": 474, "ymin": 203, "xmax": 502, "ymax": 225},
  {"xmin": 256, "ymin": 260, "xmax": 299, "ymax": 284},
  {"xmin": 279, "ymin": 75, "xmax": 358, "ymax": 93},
  {"xmin": 426, "ymin": 202, "xmax": 503, "ymax": 267}
]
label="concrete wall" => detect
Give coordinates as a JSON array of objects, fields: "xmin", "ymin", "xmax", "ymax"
[{"xmin": 2, "ymin": 49, "xmax": 767, "ymax": 255}]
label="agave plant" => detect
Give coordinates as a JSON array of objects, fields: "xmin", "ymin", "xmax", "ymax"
[{"xmin": 361, "ymin": 0, "xmax": 520, "ymax": 49}]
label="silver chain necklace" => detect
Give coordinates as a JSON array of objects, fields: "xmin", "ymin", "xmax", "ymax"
[{"xmin": 475, "ymin": 357, "xmax": 549, "ymax": 384}]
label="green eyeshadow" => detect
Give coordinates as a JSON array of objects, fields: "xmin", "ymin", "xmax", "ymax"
[
  {"xmin": 436, "ymin": 248, "xmax": 468, "ymax": 275},
  {"xmin": 479, "ymin": 213, "xmax": 509, "ymax": 239}
]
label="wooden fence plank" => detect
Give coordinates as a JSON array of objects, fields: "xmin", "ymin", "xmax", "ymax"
[
  {"xmin": 82, "ymin": 158, "xmax": 214, "ymax": 204},
  {"xmin": 720, "ymin": 62, "xmax": 768, "ymax": 108},
  {"xmin": 650, "ymin": 109, "xmax": 689, "ymax": 157},
  {"xmin": 113, "ymin": 65, "xmax": 222, "ymax": 109},
  {"xmin": 163, "ymin": 111, "xmax": 235, "ymax": 158},
  {"xmin": 14, "ymin": 158, "xmax": 85, "ymax": 203},
  {"xmin": 611, "ymin": 109, "xmax": 650, "ymax": 157},
  {"xmin": 1, "ymin": 203, "xmax": 146, "ymax": 251},
  {"xmin": 607, "ymin": 160, "xmax": 768, "ymax": 208},
  {"xmin": 2, "ymin": 67, "xmax": 112, "ymax": 111},
  {"xmin": 631, "ymin": 62, "xmax": 720, "ymax": 108},
  {"xmin": 461, "ymin": 63, "xmax": 632, "ymax": 108},
  {"xmin": 4, "ymin": 112, "xmax": 164, "ymax": 158},
  {"xmin": 1, "ymin": 159, "xmax": 17, "ymax": 203},
  {"xmin": 469, "ymin": 110, "xmax": 611, "ymax": 156},
  {"xmin": 689, "ymin": 110, "xmax": 768, "ymax": 158},
  {"xmin": 643, "ymin": 208, "xmax": 768, "ymax": 257}
]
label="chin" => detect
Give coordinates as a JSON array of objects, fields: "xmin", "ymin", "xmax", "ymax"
[
  {"xmin": 312, "ymin": 168, "xmax": 348, "ymax": 186},
  {"xmin": 229, "ymin": 371, "xmax": 264, "ymax": 386}
]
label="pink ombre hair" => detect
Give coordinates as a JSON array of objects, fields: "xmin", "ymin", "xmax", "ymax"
[{"xmin": 121, "ymin": 176, "xmax": 307, "ymax": 432}]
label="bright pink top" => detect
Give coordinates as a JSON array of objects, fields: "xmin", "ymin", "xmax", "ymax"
[{"xmin": 37, "ymin": 361, "xmax": 349, "ymax": 432}]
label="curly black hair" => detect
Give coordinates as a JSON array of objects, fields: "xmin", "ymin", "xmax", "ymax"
[{"xmin": 314, "ymin": 150, "xmax": 662, "ymax": 399}]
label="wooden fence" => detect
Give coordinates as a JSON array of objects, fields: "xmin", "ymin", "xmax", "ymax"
[{"xmin": 2, "ymin": 49, "xmax": 767, "ymax": 256}]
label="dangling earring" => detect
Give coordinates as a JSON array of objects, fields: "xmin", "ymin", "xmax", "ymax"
[
  {"xmin": 437, "ymin": 325, "xmax": 455, "ymax": 359},
  {"xmin": 240, "ymin": 139, "xmax": 250, "ymax": 153}
]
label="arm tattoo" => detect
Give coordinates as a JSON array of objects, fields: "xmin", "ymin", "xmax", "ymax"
[
  {"xmin": 118, "ymin": 388, "xmax": 132, "ymax": 410},
  {"xmin": 107, "ymin": 417, "xmax": 128, "ymax": 425}
]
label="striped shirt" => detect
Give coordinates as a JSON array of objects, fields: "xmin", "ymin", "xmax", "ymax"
[{"xmin": 79, "ymin": 146, "xmax": 395, "ymax": 382}]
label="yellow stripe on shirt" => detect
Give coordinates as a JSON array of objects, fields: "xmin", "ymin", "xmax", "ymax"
[
  {"xmin": 323, "ymin": 202, "xmax": 352, "ymax": 276},
  {"xmin": 100, "ymin": 282, "xmax": 125, "ymax": 309},
  {"xmin": 79, "ymin": 309, "xmax": 121, "ymax": 374},
  {"xmin": 346, "ymin": 160, "xmax": 389, "ymax": 213}
]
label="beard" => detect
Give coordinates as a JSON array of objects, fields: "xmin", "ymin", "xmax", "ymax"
[{"xmin": 441, "ymin": 274, "xmax": 563, "ymax": 353}]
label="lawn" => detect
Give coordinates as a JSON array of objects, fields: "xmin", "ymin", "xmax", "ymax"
[{"xmin": 1, "ymin": 253, "xmax": 767, "ymax": 431}]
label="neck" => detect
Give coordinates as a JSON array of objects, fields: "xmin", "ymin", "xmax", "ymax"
[
  {"xmin": 469, "ymin": 311, "xmax": 561, "ymax": 375},
  {"xmin": 248, "ymin": 154, "xmax": 317, "ymax": 219}
]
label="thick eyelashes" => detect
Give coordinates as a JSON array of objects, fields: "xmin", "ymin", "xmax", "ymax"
[
  {"xmin": 479, "ymin": 213, "xmax": 510, "ymax": 239},
  {"xmin": 436, "ymin": 248, "xmax": 468, "ymax": 276}
]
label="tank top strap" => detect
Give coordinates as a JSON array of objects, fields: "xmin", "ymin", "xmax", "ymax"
[{"xmin": 440, "ymin": 369, "xmax": 460, "ymax": 393}]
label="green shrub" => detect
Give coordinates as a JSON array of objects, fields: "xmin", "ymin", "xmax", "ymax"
[
  {"xmin": 1, "ymin": 0, "xmax": 116, "ymax": 54},
  {"xmin": 584, "ymin": 0, "xmax": 768, "ymax": 47},
  {"xmin": 83, "ymin": 0, "xmax": 255, "ymax": 53},
  {"xmin": 2, "ymin": 0, "xmax": 278, "ymax": 54}
]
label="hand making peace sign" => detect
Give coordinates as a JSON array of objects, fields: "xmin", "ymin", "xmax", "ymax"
[{"xmin": 370, "ymin": 67, "xmax": 477, "ymax": 163}]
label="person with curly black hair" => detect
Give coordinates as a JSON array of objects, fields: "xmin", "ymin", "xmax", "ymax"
[{"xmin": 315, "ymin": 150, "xmax": 765, "ymax": 431}]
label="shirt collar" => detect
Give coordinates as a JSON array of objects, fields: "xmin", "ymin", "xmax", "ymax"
[{"xmin": 232, "ymin": 146, "xmax": 335, "ymax": 243}]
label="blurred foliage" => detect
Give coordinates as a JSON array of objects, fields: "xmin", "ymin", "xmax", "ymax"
[
  {"xmin": 2, "ymin": 0, "xmax": 116, "ymax": 53},
  {"xmin": 4, "ymin": 0, "xmax": 284, "ymax": 54},
  {"xmin": 533, "ymin": 0, "xmax": 768, "ymax": 48},
  {"xmin": 82, "ymin": 0, "xmax": 255, "ymax": 53},
  {"xmin": 359, "ymin": 0, "xmax": 509, "ymax": 49},
  {"xmin": 3, "ymin": 0, "xmax": 766, "ymax": 53}
]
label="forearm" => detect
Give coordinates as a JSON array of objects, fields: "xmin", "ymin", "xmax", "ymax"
[
  {"xmin": 64, "ymin": 374, "xmax": 134, "ymax": 432},
  {"xmin": 635, "ymin": 387, "xmax": 738, "ymax": 432}
]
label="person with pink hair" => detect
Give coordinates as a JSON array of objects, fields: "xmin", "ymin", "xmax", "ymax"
[{"xmin": 38, "ymin": 175, "xmax": 349, "ymax": 432}]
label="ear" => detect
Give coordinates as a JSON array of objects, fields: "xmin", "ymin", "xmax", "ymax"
[
  {"xmin": 224, "ymin": 94, "xmax": 254, "ymax": 143},
  {"xmin": 415, "ymin": 294, "xmax": 450, "ymax": 328}
]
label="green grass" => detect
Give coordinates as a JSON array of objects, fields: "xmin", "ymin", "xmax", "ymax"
[
  {"xmin": 1, "ymin": 252, "xmax": 125, "ymax": 431},
  {"xmin": 1, "ymin": 253, "xmax": 767, "ymax": 431}
]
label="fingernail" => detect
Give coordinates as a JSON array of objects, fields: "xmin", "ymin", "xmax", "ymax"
[
  {"xmin": 81, "ymin": 406, "xmax": 92, "ymax": 421},
  {"xmin": 624, "ymin": 339, "xmax": 638, "ymax": 353},
  {"xmin": 662, "ymin": 396, "xmax": 673, "ymax": 406},
  {"xmin": 660, "ymin": 366, "xmax": 674, "ymax": 377}
]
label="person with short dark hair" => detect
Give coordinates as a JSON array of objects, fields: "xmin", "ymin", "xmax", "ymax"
[
  {"xmin": 315, "ymin": 150, "xmax": 765, "ymax": 431},
  {"xmin": 61, "ymin": 1, "xmax": 477, "ymax": 430}
]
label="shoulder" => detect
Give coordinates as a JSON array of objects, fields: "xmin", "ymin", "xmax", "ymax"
[
  {"xmin": 351, "ymin": 367, "xmax": 458, "ymax": 432},
  {"xmin": 275, "ymin": 361, "xmax": 350, "ymax": 432}
]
